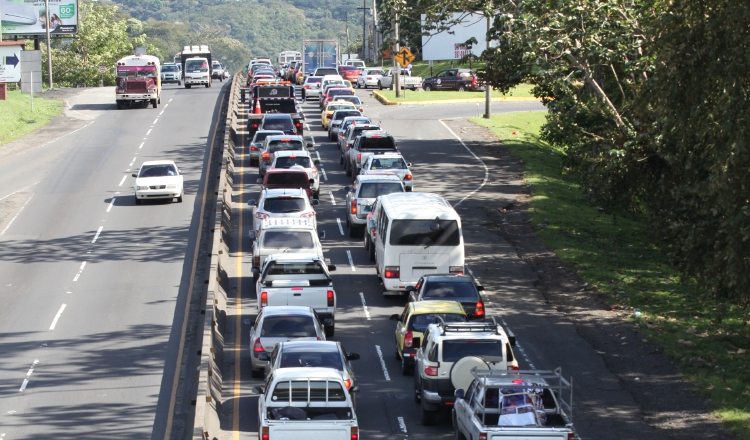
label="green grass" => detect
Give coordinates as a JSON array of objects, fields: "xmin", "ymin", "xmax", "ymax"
[
  {"xmin": 0, "ymin": 89, "xmax": 63, "ymax": 146},
  {"xmin": 471, "ymin": 111, "xmax": 750, "ymax": 438},
  {"xmin": 374, "ymin": 84, "xmax": 535, "ymax": 103}
]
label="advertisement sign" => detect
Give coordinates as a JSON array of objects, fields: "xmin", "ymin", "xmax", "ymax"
[
  {"xmin": 0, "ymin": 42, "xmax": 22, "ymax": 82},
  {"xmin": 421, "ymin": 13, "xmax": 494, "ymax": 61},
  {"xmin": 1, "ymin": 0, "xmax": 78, "ymax": 36}
]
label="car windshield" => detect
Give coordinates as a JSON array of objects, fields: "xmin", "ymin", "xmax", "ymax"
[
  {"xmin": 162, "ymin": 65, "xmax": 178, "ymax": 72},
  {"xmin": 442, "ymin": 340, "xmax": 504, "ymax": 362},
  {"xmin": 261, "ymin": 315, "xmax": 317, "ymax": 337},
  {"xmin": 185, "ymin": 59, "xmax": 208, "ymax": 72},
  {"xmin": 253, "ymin": 131, "xmax": 284, "ymax": 144},
  {"xmin": 262, "ymin": 197, "xmax": 307, "ymax": 213},
  {"xmin": 267, "ymin": 261, "xmax": 326, "ymax": 275},
  {"xmin": 263, "ymin": 119, "xmax": 294, "ymax": 131},
  {"xmin": 279, "ymin": 350, "xmax": 343, "ymax": 369},
  {"xmin": 369, "ymin": 157, "xmax": 407, "ymax": 170},
  {"xmin": 306, "ymin": 77, "xmax": 322, "ymax": 84},
  {"xmin": 266, "ymin": 172, "xmax": 309, "ymax": 185},
  {"xmin": 358, "ymin": 182, "xmax": 403, "ymax": 198},
  {"xmin": 333, "ymin": 111, "xmax": 361, "ymax": 121},
  {"xmin": 274, "ymin": 156, "xmax": 311, "ymax": 168},
  {"xmin": 268, "ymin": 140, "xmax": 303, "ymax": 152},
  {"xmin": 262, "ymin": 231, "xmax": 315, "ymax": 248},
  {"xmin": 389, "ymin": 219, "xmax": 461, "ymax": 246},
  {"xmin": 139, "ymin": 164, "xmax": 177, "ymax": 177},
  {"xmin": 422, "ymin": 281, "xmax": 479, "ymax": 299},
  {"xmin": 408, "ymin": 313, "xmax": 467, "ymax": 332}
]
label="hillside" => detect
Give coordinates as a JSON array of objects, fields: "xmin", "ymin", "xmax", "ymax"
[{"xmin": 112, "ymin": 0, "xmax": 368, "ymax": 61}]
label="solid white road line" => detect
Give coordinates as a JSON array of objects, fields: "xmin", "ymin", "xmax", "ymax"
[
  {"xmin": 0, "ymin": 193, "xmax": 34, "ymax": 236},
  {"xmin": 106, "ymin": 198, "xmax": 116, "ymax": 212},
  {"xmin": 118, "ymin": 175, "xmax": 127, "ymax": 186},
  {"xmin": 49, "ymin": 304, "xmax": 67, "ymax": 330},
  {"xmin": 346, "ymin": 250, "xmax": 355, "ymax": 271},
  {"xmin": 0, "ymin": 181, "xmax": 40, "ymax": 203},
  {"xmin": 337, "ymin": 218, "xmax": 345, "ymax": 235},
  {"xmin": 329, "ymin": 191, "xmax": 336, "ymax": 205},
  {"xmin": 397, "ymin": 417, "xmax": 407, "ymax": 433},
  {"xmin": 91, "ymin": 226, "xmax": 103, "ymax": 243},
  {"xmin": 439, "ymin": 119, "xmax": 489, "ymax": 207},
  {"xmin": 374, "ymin": 345, "xmax": 391, "ymax": 380},
  {"xmin": 359, "ymin": 292, "xmax": 371, "ymax": 320},
  {"xmin": 72, "ymin": 261, "xmax": 86, "ymax": 282},
  {"xmin": 146, "ymin": 129, "xmax": 152, "ymax": 136}
]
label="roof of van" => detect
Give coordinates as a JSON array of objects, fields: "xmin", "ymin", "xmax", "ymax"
[{"xmin": 380, "ymin": 192, "xmax": 458, "ymax": 218}]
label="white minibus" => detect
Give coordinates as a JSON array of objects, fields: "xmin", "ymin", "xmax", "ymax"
[{"xmin": 373, "ymin": 193, "xmax": 465, "ymax": 295}]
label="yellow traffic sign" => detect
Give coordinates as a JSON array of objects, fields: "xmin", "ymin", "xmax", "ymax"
[{"xmin": 395, "ymin": 47, "xmax": 415, "ymax": 68}]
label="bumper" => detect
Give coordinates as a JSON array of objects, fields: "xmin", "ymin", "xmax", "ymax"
[
  {"xmin": 303, "ymin": 89, "xmax": 321, "ymax": 98},
  {"xmin": 135, "ymin": 189, "xmax": 181, "ymax": 199},
  {"xmin": 349, "ymin": 213, "xmax": 366, "ymax": 227},
  {"xmin": 363, "ymin": 80, "xmax": 379, "ymax": 87},
  {"xmin": 250, "ymin": 351, "xmax": 270, "ymax": 371},
  {"xmin": 382, "ymin": 277, "xmax": 417, "ymax": 293},
  {"xmin": 161, "ymin": 76, "xmax": 180, "ymax": 83},
  {"xmin": 118, "ymin": 93, "xmax": 157, "ymax": 101},
  {"xmin": 185, "ymin": 76, "xmax": 210, "ymax": 85},
  {"xmin": 330, "ymin": 125, "xmax": 342, "ymax": 135},
  {"xmin": 422, "ymin": 389, "xmax": 452, "ymax": 405}
]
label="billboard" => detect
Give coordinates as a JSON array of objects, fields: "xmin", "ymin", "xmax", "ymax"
[
  {"xmin": 421, "ymin": 13, "xmax": 494, "ymax": 61},
  {"xmin": 1, "ymin": 0, "xmax": 78, "ymax": 36}
]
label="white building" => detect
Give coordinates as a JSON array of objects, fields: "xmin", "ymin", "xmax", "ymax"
[{"xmin": 420, "ymin": 13, "xmax": 496, "ymax": 61}]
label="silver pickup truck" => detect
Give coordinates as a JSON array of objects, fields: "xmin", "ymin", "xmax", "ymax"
[
  {"xmin": 453, "ymin": 368, "xmax": 575, "ymax": 440},
  {"xmin": 378, "ymin": 68, "xmax": 422, "ymax": 90},
  {"xmin": 252, "ymin": 253, "xmax": 337, "ymax": 336}
]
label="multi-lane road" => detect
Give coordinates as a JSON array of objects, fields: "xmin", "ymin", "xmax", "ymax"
[{"xmin": 0, "ymin": 83, "xmax": 226, "ymax": 439}]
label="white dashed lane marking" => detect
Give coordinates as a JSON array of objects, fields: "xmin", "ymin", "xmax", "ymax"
[
  {"xmin": 329, "ymin": 191, "xmax": 336, "ymax": 205},
  {"xmin": 374, "ymin": 345, "xmax": 391, "ymax": 380},
  {"xmin": 49, "ymin": 304, "xmax": 67, "ymax": 330},
  {"xmin": 72, "ymin": 261, "xmax": 87, "ymax": 282},
  {"xmin": 359, "ymin": 292, "xmax": 371, "ymax": 321},
  {"xmin": 91, "ymin": 226, "xmax": 103, "ymax": 243},
  {"xmin": 346, "ymin": 250, "xmax": 355, "ymax": 271},
  {"xmin": 336, "ymin": 218, "xmax": 345, "ymax": 235},
  {"xmin": 118, "ymin": 175, "xmax": 127, "ymax": 186},
  {"xmin": 0, "ymin": 193, "xmax": 34, "ymax": 236},
  {"xmin": 107, "ymin": 198, "xmax": 116, "ymax": 212}
]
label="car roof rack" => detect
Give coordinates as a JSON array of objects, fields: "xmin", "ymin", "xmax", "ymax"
[{"xmin": 434, "ymin": 316, "xmax": 502, "ymax": 335}]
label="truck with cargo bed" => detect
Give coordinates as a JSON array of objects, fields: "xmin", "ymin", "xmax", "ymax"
[
  {"xmin": 247, "ymin": 82, "xmax": 304, "ymax": 138},
  {"xmin": 378, "ymin": 68, "xmax": 422, "ymax": 90},
  {"xmin": 300, "ymin": 39, "xmax": 339, "ymax": 84},
  {"xmin": 181, "ymin": 45, "xmax": 212, "ymax": 88}
]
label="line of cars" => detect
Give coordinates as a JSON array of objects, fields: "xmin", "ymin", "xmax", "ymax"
[{"xmin": 243, "ymin": 60, "xmax": 575, "ymax": 440}]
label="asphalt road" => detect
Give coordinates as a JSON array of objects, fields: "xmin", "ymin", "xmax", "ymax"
[
  {"xmin": 0, "ymin": 82, "xmax": 226, "ymax": 439},
  {"xmin": 225, "ymin": 87, "xmax": 673, "ymax": 440}
]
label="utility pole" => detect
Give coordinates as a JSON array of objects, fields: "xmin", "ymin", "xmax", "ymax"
[
  {"xmin": 372, "ymin": 0, "xmax": 378, "ymax": 63},
  {"xmin": 345, "ymin": 12, "xmax": 351, "ymax": 60},
  {"xmin": 44, "ymin": 0, "xmax": 53, "ymax": 88},
  {"xmin": 483, "ymin": 13, "xmax": 491, "ymax": 119},
  {"xmin": 357, "ymin": 0, "xmax": 370, "ymax": 62},
  {"xmin": 394, "ymin": 14, "xmax": 400, "ymax": 98}
]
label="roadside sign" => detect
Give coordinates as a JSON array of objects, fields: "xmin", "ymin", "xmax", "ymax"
[
  {"xmin": 395, "ymin": 47, "xmax": 415, "ymax": 69},
  {"xmin": 428, "ymin": 60, "xmax": 433, "ymax": 67},
  {"xmin": 0, "ymin": 43, "xmax": 23, "ymax": 83},
  {"xmin": 99, "ymin": 66, "xmax": 107, "ymax": 73},
  {"xmin": 21, "ymin": 51, "xmax": 43, "ymax": 93}
]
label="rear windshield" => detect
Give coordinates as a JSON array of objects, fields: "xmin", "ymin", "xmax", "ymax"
[
  {"xmin": 409, "ymin": 313, "xmax": 467, "ymax": 332},
  {"xmin": 358, "ymin": 182, "xmax": 403, "ymax": 198},
  {"xmin": 315, "ymin": 68, "xmax": 339, "ymax": 76},
  {"xmin": 272, "ymin": 380, "xmax": 346, "ymax": 402},
  {"xmin": 423, "ymin": 281, "xmax": 479, "ymax": 299},
  {"xmin": 266, "ymin": 172, "xmax": 309, "ymax": 185},
  {"xmin": 252, "ymin": 131, "xmax": 283, "ymax": 144},
  {"xmin": 267, "ymin": 261, "xmax": 326, "ymax": 275},
  {"xmin": 262, "ymin": 231, "xmax": 314, "ymax": 248},
  {"xmin": 274, "ymin": 156, "xmax": 311, "ymax": 168},
  {"xmin": 334, "ymin": 96, "xmax": 362, "ymax": 105},
  {"xmin": 268, "ymin": 140, "xmax": 303, "ymax": 152},
  {"xmin": 389, "ymin": 219, "xmax": 461, "ymax": 246},
  {"xmin": 351, "ymin": 127, "xmax": 379, "ymax": 138},
  {"xmin": 359, "ymin": 137, "xmax": 396, "ymax": 150},
  {"xmin": 279, "ymin": 351, "xmax": 343, "ymax": 370},
  {"xmin": 369, "ymin": 157, "xmax": 407, "ymax": 170},
  {"xmin": 262, "ymin": 197, "xmax": 307, "ymax": 213},
  {"xmin": 442, "ymin": 340, "xmax": 504, "ymax": 362},
  {"xmin": 333, "ymin": 111, "xmax": 361, "ymax": 121},
  {"xmin": 139, "ymin": 164, "xmax": 177, "ymax": 177},
  {"xmin": 261, "ymin": 315, "xmax": 317, "ymax": 337},
  {"xmin": 306, "ymin": 77, "xmax": 322, "ymax": 84},
  {"xmin": 339, "ymin": 66, "xmax": 357, "ymax": 71},
  {"xmin": 263, "ymin": 118, "xmax": 294, "ymax": 131},
  {"xmin": 329, "ymin": 90, "xmax": 354, "ymax": 98}
]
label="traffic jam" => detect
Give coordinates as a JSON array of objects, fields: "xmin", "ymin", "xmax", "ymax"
[{"xmin": 242, "ymin": 53, "xmax": 576, "ymax": 440}]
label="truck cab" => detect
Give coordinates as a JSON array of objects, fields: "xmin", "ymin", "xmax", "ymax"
[
  {"xmin": 115, "ymin": 54, "xmax": 161, "ymax": 109},
  {"xmin": 181, "ymin": 44, "xmax": 212, "ymax": 89}
]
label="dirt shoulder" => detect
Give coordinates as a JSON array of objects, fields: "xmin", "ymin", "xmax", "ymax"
[{"xmin": 445, "ymin": 117, "xmax": 730, "ymax": 440}]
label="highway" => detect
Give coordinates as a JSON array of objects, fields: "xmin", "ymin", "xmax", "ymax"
[
  {"xmin": 224, "ymin": 88, "xmax": 669, "ymax": 439},
  {"xmin": 0, "ymin": 83, "xmax": 226, "ymax": 439}
]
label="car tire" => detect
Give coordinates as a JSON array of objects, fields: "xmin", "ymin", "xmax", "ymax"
[
  {"xmin": 414, "ymin": 372, "xmax": 421, "ymax": 403},
  {"xmin": 151, "ymin": 99, "xmax": 158, "ymax": 108},
  {"xmin": 395, "ymin": 343, "xmax": 401, "ymax": 361},
  {"xmin": 116, "ymin": 101, "xmax": 122, "ymax": 110},
  {"xmin": 345, "ymin": 160, "xmax": 352, "ymax": 177},
  {"xmin": 420, "ymin": 396, "xmax": 438, "ymax": 426},
  {"xmin": 324, "ymin": 322, "xmax": 335, "ymax": 337},
  {"xmin": 402, "ymin": 355, "xmax": 413, "ymax": 376},
  {"xmin": 349, "ymin": 223, "xmax": 358, "ymax": 238},
  {"xmin": 339, "ymin": 151, "xmax": 344, "ymax": 165},
  {"xmin": 251, "ymin": 365, "xmax": 264, "ymax": 378},
  {"xmin": 134, "ymin": 195, "xmax": 141, "ymax": 205},
  {"xmin": 378, "ymin": 81, "xmax": 382, "ymax": 90},
  {"xmin": 369, "ymin": 241, "xmax": 375, "ymax": 262},
  {"xmin": 424, "ymin": 84, "xmax": 432, "ymax": 92},
  {"xmin": 178, "ymin": 81, "xmax": 182, "ymax": 86},
  {"xmin": 455, "ymin": 428, "xmax": 467, "ymax": 440},
  {"xmin": 457, "ymin": 85, "xmax": 466, "ymax": 92},
  {"xmin": 185, "ymin": 84, "xmax": 191, "ymax": 89},
  {"xmin": 364, "ymin": 234, "xmax": 369, "ymax": 250},
  {"xmin": 176, "ymin": 194, "xmax": 183, "ymax": 203},
  {"xmin": 313, "ymin": 190, "xmax": 319, "ymax": 200}
]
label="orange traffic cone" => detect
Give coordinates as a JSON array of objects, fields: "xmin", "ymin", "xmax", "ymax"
[{"xmin": 254, "ymin": 104, "xmax": 261, "ymax": 114}]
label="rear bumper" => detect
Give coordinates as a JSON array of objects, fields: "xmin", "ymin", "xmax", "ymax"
[{"xmin": 382, "ymin": 278, "xmax": 416, "ymax": 293}]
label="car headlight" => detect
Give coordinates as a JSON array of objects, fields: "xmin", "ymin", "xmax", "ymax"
[
  {"xmin": 166, "ymin": 184, "xmax": 177, "ymax": 189},
  {"xmin": 137, "ymin": 186, "xmax": 149, "ymax": 190}
]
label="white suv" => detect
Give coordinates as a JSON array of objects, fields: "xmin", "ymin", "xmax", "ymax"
[
  {"xmin": 248, "ymin": 188, "xmax": 318, "ymax": 234},
  {"xmin": 361, "ymin": 152, "xmax": 413, "ymax": 191},
  {"xmin": 270, "ymin": 150, "xmax": 321, "ymax": 199},
  {"xmin": 414, "ymin": 318, "xmax": 519, "ymax": 425}
]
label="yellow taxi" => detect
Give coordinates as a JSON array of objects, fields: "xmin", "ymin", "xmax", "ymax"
[
  {"xmin": 321, "ymin": 101, "xmax": 357, "ymax": 129},
  {"xmin": 389, "ymin": 300, "xmax": 468, "ymax": 375},
  {"xmin": 342, "ymin": 80, "xmax": 356, "ymax": 92}
]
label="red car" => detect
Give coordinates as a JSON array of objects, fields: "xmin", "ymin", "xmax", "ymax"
[
  {"xmin": 338, "ymin": 65, "xmax": 361, "ymax": 82},
  {"xmin": 261, "ymin": 168, "xmax": 315, "ymax": 198}
]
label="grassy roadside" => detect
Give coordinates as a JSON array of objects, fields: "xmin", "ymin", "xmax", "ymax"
[
  {"xmin": 0, "ymin": 90, "xmax": 64, "ymax": 147},
  {"xmin": 374, "ymin": 84, "xmax": 536, "ymax": 103},
  {"xmin": 372, "ymin": 59, "xmax": 486, "ymax": 79},
  {"xmin": 470, "ymin": 111, "xmax": 750, "ymax": 438}
]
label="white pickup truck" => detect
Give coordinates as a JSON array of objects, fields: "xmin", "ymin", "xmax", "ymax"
[
  {"xmin": 250, "ymin": 218, "xmax": 325, "ymax": 276},
  {"xmin": 453, "ymin": 368, "xmax": 576, "ymax": 440},
  {"xmin": 252, "ymin": 253, "xmax": 338, "ymax": 336},
  {"xmin": 377, "ymin": 68, "xmax": 422, "ymax": 90},
  {"xmin": 254, "ymin": 367, "xmax": 360, "ymax": 440}
]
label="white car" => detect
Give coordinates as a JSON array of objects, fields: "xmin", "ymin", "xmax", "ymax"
[
  {"xmin": 302, "ymin": 76, "xmax": 323, "ymax": 100},
  {"xmin": 132, "ymin": 160, "xmax": 183, "ymax": 204},
  {"xmin": 270, "ymin": 150, "xmax": 322, "ymax": 199},
  {"xmin": 248, "ymin": 187, "xmax": 319, "ymax": 234},
  {"xmin": 361, "ymin": 153, "xmax": 413, "ymax": 191},
  {"xmin": 356, "ymin": 68, "xmax": 385, "ymax": 89}
]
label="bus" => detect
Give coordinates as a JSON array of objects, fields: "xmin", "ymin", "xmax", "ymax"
[{"xmin": 278, "ymin": 51, "xmax": 302, "ymax": 66}]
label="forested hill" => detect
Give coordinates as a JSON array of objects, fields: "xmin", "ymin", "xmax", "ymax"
[{"xmin": 111, "ymin": 0, "xmax": 365, "ymax": 61}]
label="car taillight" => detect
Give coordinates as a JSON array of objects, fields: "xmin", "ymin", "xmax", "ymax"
[
  {"xmin": 567, "ymin": 433, "xmax": 574, "ymax": 440},
  {"xmin": 327, "ymin": 112, "xmax": 333, "ymax": 118},
  {"xmin": 253, "ymin": 337, "xmax": 264, "ymax": 353},
  {"xmin": 359, "ymin": 107, "xmax": 364, "ymax": 112},
  {"xmin": 404, "ymin": 173, "xmax": 412, "ymax": 181},
  {"xmin": 424, "ymin": 366, "xmax": 438, "ymax": 376},
  {"xmin": 351, "ymin": 199, "xmax": 357, "ymax": 215},
  {"xmin": 367, "ymin": 76, "xmax": 373, "ymax": 80},
  {"xmin": 256, "ymin": 212, "xmax": 269, "ymax": 220},
  {"xmin": 372, "ymin": 229, "xmax": 376, "ymax": 236},
  {"xmin": 508, "ymin": 365, "xmax": 520, "ymax": 371},
  {"xmin": 254, "ymin": 256, "xmax": 260, "ymax": 267},
  {"xmin": 450, "ymin": 266, "xmax": 464, "ymax": 274},
  {"xmin": 356, "ymin": 153, "xmax": 361, "ymax": 164},
  {"xmin": 479, "ymin": 434, "xmax": 487, "ymax": 440},
  {"xmin": 262, "ymin": 427, "xmax": 269, "ymax": 440},
  {"xmin": 251, "ymin": 146, "xmax": 258, "ymax": 151},
  {"xmin": 304, "ymin": 85, "xmax": 310, "ymax": 89},
  {"xmin": 350, "ymin": 427, "xmax": 359, "ymax": 440},
  {"xmin": 260, "ymin": 292, "xmax": 268, "ymax": 307},
  {"xmin": 344, "ymin": 378, "xmax": 352, "ymax": 389},
  {"xmin": 262, "ymin": 152, "xmax": 270, "ymax": 161},
  {"xmin": 475, "ymin": 301, "xmax": 485, "ymax": 317},
  {"xmin": 404, "ymin": 330, "xmax": 413, "ymax": 348},
  {"xmin": 295, "ymin": 122, "xmax": 302, "ymax": 128},
  {"xmin": 252, "ymin": 123, "xmax": 259, "ymax": 129},
  {"xmin": 301, "ymin": 211, "xmax": 315, "ymax": 218},
  {"xmin": 384, "ymin": 266, "xmax": 399, "ymax": 278},
  {"xmin": 327, "ymin": 290, "xmax": 334, "ymax": 306}
]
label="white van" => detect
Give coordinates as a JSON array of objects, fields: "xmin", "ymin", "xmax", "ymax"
[{"xmin": 373, "ymin": 193, "xmax": 465, "ymax": 295}]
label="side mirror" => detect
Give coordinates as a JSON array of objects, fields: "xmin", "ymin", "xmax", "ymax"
[
  {"xmin": 247, "ymin": 199, "xmax": 257, "ymax": 206},
  {"xmin": 322, "ymin": 318, "xmax": 333, "ymax": 327},
  {"xmin": 318, "ymin": 230, "xmax": 326, "ymax": 239},
  {"xmin": 311, "ymin": 199, "xmax": 320, "ymax": 206},
  {"xmin": 309, "ymin": 179, "xmax": 315, "ymax": 184},
  {"xmin": 251, "ymin": 267, "xmax": 260, "ymax": 275},
  {"xmin": 350, "ymin": 386, "xmax": 360, "ymax": 394},
  {"xmin": 454, "ymin": 389, "xmax": 465, "ymax": 400},
  {"xmin": 327, "ymin": 264, "xmax": 337, "ymax": 271},
  {"xmin": 249, "ymin": 231, "xmax": 256, "ymax": 240},
  {"xmin": 508, "ymin": 336, "xmax": 516, "ymax": 347},
  {"xmin": 258, "ymin": 352, "xmax": 270, "ymax": 361},
  {"xmin": 306, "ymin": 142, "xmax": 315, "ymax": 149},
  {"xmin": 476, "ymin": 285, "xmax": 485, "ymax": 291},
  {"xmin": 346, "ymin": 352, "xmax": 360, "ymax": 361},
  {"xmin": 407, "ymin": 163, "xmax": 412, "ymax": 167},
  {"xmin": 343, "ymin": 186, "xmax": 350, "ymax": 192},
  {"xmin": 313, "ymin": 159, "xmax": 321, "ymax": 166},
  {"xmin": 131, "ymin": 173, "xmax": 137, "ymax": 178},
  {"xmin": 389, "ymin": 314, "xmax": 400, "ymax": 321},
  {"xmin": 252, "ymin": 386, "xmax": 265, "ymax": 395}
]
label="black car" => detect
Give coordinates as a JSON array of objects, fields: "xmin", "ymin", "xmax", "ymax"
[
  {"xmin": 260, "ymin": 114, "xmax": 297, "ymax": 135},
  {"xmin": 421, "ymin": 68, "xmax": 482, "ymax": 92},
  {"xmin": 407, "ymin": 274, "xmax": 485, "ymax": 320}
]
